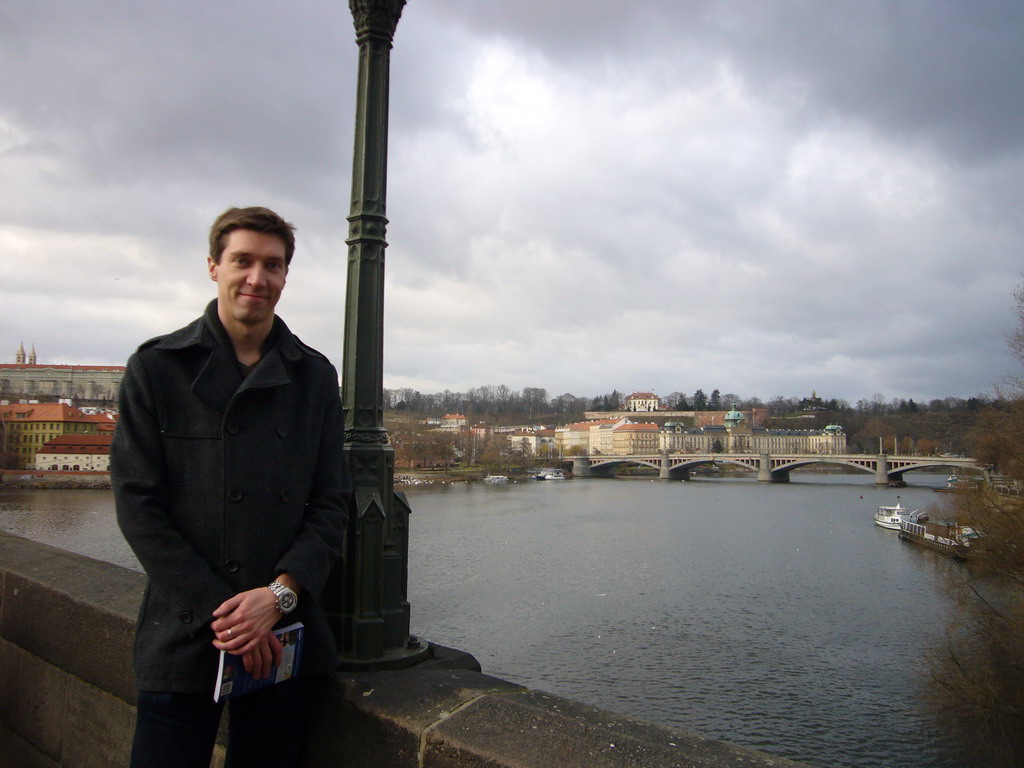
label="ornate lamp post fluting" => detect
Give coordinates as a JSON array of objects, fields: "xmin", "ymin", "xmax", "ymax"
[{"xmin": 326, "ymin": 0, "xmax": 426, "ymax": 666}]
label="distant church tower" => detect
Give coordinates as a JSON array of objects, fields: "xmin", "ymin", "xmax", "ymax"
[{"xmin": 15, "ymin": 343, "xmax": 37, "ymax": 365}]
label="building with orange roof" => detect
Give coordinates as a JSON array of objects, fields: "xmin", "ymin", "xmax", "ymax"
[
  {"xmin": 35, "ymin": 433, "xmax": 113, "ymax": 472},
  {"xmin": 0, "ymin": 402, "xmax": 101, "ymax": 469}
]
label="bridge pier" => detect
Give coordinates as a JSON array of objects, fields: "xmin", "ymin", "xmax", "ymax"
[
  {"xmin": 875, "ymin": 455, "xmax": 889, "ymax": 485},
  {"xmin": 573, "ymin": 457, "xmax": 619, "ymax": 478},
  {"xmin": 757, "ymin": 454, "xmax": 790, "ymax": 482},
  {"xmin": 571, "ymin": 457, "xmax": 593, "ymax": 478}
]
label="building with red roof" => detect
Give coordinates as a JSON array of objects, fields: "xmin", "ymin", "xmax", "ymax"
[
  {"xmin": 36, "ymin": 433, "xmax": 113, "ymax": 471},
  {"xmin": 1, "ymin": 344, "xmax": 124, "ymax": 403},
  {"xmin": 0, "ymin": 403, "xmax": 101, "ymax": 469}
]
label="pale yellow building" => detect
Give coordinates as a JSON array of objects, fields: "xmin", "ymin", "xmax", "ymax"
[
  {"xmin": 611, "ymin": 422, "xmax": 660, "ymax": 454},
  {"xmin": 660, "ymin": 409, "xmax": 846, "ymax": 455}
]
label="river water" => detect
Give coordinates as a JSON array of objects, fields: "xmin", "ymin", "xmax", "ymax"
[{"xmin": 0, "ymin": 473, "xmax": 965, "ymax": 767}]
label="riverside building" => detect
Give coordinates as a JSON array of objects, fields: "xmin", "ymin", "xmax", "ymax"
[
  {"xmin": 35, "ymin": 433, "xmax": 113, "ymax": 471},
  {"xmin": 0, "ymin": 402, "xmax": 114, "ymax": 469},
  {"xmin": 660, "ymin": 408, "xmax": 846, "ymax": 455},
  {"xmin": 1, "ymin": 344, "xmax": 124, "ymax": 404}
]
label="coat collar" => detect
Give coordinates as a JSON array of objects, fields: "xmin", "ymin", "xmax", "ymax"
[{"xmin": 154, "ymin": 300, "xmax": 304, "ymax": 412}]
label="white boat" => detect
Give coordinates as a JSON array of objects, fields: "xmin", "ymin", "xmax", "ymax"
[
  {"xmin": 534, "ymin": 468, "xmax": 566, "ymax": 480},
  {"xmin": 875, "ymin": 499, "xmax": 914, "ymax": 530},
  {"xmin": 483, "ymin": 475, "xmax": 508, "ymax": 484},
  {"xmin": 934, "ymin": 474, "xmax": 975, "ymax": 493}
]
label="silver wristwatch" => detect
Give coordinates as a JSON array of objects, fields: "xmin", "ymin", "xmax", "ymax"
[{"xmin": 268, "ymin": 580, "xmax": 298, "ymax": 614}]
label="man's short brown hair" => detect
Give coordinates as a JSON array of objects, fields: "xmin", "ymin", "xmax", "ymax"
[{"xmin": 209, "ymin": 207, "xmax": 297, "ymax": 265}]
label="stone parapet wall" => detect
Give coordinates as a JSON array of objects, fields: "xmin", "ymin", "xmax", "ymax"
[{"xmin": 0, "ymin": 533, "xmax": 806, "ymax": 768}]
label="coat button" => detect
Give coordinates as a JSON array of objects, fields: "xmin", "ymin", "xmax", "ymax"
[
  {"xmin": 225, "ymin": 559, "xmax": 241, "ymax": 573},
  {"xmin": 226, "ymin": 422, "xmax": 240, "ymax": 435},
  {"xmin": 279, "ymin": 490, "xmax": 291, "ymax": 502},
  {"xmin": 228, "ymin": 489, "xmax": 243, "ymax": 502},
  {"xmin": 180, "ymin": 611, "xmax": 193, "ymax": 624},
  {"xmin": 276, "ymin": 426, "xmax": 287, "ymax": 438}
]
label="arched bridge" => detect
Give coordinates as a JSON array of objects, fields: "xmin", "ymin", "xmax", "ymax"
[{"xmin": 570, "ymin": 453, "xmax": 983, "ymax": 483}]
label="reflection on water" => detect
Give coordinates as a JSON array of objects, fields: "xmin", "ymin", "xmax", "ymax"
[{"xmin": 1, "ymin": 474, "xmax": 965, "ymax": 767}]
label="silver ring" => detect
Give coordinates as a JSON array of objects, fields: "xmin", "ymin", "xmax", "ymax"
[{"xmin": 227, "ymin": 628, "xmax": 234, "ymax": 639}]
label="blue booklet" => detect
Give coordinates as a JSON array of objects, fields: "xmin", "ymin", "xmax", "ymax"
[{"xmin": 213, "ymin": 622, "xmax": 304, "ymax": 702}]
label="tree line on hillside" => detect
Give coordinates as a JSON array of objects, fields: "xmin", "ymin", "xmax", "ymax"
[{"xmin": 385, "ymin": 385, "xmax": 994, "ymax": 455}]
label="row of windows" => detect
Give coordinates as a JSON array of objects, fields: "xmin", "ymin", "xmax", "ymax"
[{"xmin": 4, "ymin": 423, "xmax": 90, "ymax": 433}]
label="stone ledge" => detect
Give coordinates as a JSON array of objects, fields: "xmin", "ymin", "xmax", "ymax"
[
  {"xmin": 0, "ymin": 723, "xmax": 58, "ymax": 768},
  {"xmin": 320, "ymin": 663, "xmax": 807, "ymax": 768},
  {"xmin": 0, "ymin": 534, "xmax": 140, "ymax": 703},
  {"xmin": 0, "ymin": 639, "xmax": 67, "ymax": 761},
  {"xmin": 427, "ymin": 688, "xmax": 804, "ymax": 768}
]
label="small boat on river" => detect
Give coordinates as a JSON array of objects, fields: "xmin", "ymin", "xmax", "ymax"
[
  {"xmin": 933, "ymin": 474, "xmax": 980, "ymax": 493},
  {"xmin": 483, "ymin": 475, "xmax": 508, "ymax": 484},
  {"xmin": 875, "ymin": 499, "xmax": 914, "ymax": 530},
  {"xmin": 533, "ymin": 468, "xmax": 566, "ymax": 480}
]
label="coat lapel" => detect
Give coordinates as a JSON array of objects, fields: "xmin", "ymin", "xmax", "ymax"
[
  {"xmin": 162, "ymin": 302, "xmax": 302, "ymax": 411},
  {"xmin": 239, "ymin": 347, "xmax": 292, "ymax": 392},
  {"xmin": 192, "ymin": 348, "xmax": 243, "ymax": 413}
]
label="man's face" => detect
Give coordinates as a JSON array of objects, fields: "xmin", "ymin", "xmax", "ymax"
[{"xmin": 208, "ymin": 229, "xmax": 288, "ymax": 329}]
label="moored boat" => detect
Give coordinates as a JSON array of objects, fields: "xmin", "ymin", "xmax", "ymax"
[
  {"xmin": 875, "ymin": 499, "xmax": 913, "ymax": 530},
  {"xmin": 532, "ymin": 468, "xmax": 566, "ymax": 480},
  {"xmin": 483, "ymin": 475, "xmax": 508, "ymax": 484},
  {"xmin": 898, "ymin": 511, "xmax": 977, "ymax": 558},
  {"xmin": 933, "ymin": 474, "xmax": 981, "ymax": 493}
]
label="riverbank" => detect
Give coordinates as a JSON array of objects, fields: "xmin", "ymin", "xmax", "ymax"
[
  {"xmin": 0, "ymin": 467, "xmax": 533, "ymax": 490},
  {"xmin": 0, "ymin": 470, "xmax": 112, "ymax": 489}
]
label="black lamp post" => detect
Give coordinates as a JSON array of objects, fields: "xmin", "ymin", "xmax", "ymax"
[{"xmin": 326, "ymin": 0, "xmax": 427, "ymax": 666}]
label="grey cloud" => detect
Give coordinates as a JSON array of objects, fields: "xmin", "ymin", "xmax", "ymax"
[{"xmin": 1, "ymin": 0, "xmax": 1021, "ymax": 404}]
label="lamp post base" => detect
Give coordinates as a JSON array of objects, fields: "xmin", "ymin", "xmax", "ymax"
[{"xmin": 337, "ymin": 634, "xmax": 432, "ymax": 671}]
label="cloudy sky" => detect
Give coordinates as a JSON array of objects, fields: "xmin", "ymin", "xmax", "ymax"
[{"xmin": 3, "ymin": 1, "xmax": 1022, "ymax": 405}]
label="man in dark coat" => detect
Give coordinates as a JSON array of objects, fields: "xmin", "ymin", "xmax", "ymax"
[{"xmin": 111, "ymin": 206, "xmax": 350, "ymax": 768}]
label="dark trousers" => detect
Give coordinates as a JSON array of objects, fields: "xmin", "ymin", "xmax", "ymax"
[{"xmin": 130, "ymin": 676, "xmax": 315, "ymax": 768}]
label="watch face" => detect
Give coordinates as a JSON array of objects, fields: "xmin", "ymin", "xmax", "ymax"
[{"xmin": 279, "ymin": 590, "xmax": 297, "ymax": 612}]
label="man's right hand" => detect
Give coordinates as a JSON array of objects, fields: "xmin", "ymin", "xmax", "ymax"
[{"xmin": 239, "ymin": 630, "xmax": 284, "ymax": 680}]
